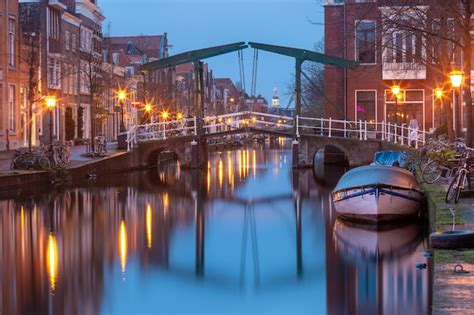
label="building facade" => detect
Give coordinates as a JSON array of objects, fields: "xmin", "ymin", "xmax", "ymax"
[
  {"xmin": 0, "ymin": 0, "xmax": 24, "ymax": 150},
  {"xmin": 18, "ymin": 0, "xmax": 105, "ymax": 145},
  {"xmin": 324, "ymin": 0, "xmax": 470, "ymax": 133}
]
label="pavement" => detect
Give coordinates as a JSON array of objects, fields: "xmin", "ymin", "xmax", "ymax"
[{"xmin": 0, "ymin": 142, "xmax": 125, "ymax": 176}]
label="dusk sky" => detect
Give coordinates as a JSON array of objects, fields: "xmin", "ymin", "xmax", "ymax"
[{"xmin": 100, "ymin": 0, "xmax": 325, "ymax": 107}]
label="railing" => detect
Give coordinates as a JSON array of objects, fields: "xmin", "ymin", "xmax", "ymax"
[
  {"xmin": 126, "ymin": 117, "xmax": 196, "ymax": 150},
  {"xmin": 297, "ymin": 116, "xmax": 429, "ymax": 148},
  {"xmin": 126, "ymin": 111, "xmax": 430, "ymax": 151}
]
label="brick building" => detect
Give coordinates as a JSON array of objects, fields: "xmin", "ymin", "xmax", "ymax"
[
  {"xmin": 175, "ymin": 62, "xmax": 215, "ymax": 117},
  {"xmin": 214, "ymin": 78, "xmax": 242, "ymax": 114},
  {"xmin": 19, "ymin": 0, "xmax": 105, "ymax": 144},
  {"xmin": 0, "ymin": 0, "xmax": 23, "ymax": 150},
  {"xmin": 324, "ymin": 0, "xmax": 469, "ymax": 133},
  {"xmin": 245, "ymin": 95, "xmax": 268, "ymax": 113}
]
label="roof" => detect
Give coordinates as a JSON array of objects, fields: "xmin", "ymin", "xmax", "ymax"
[
  {"xmin": 108, "ymin": 35, "xmax": 165, "ymax": 59},
  {"xmin": 214, "ymin": 78, "xmax": 240, "ymax": 96}
]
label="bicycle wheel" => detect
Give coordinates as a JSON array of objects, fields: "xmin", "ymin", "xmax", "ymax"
[
  {"xmin": 422, "ymin": 160, "xmax": 442, "ymax": 183},
  {"xmin": 11, "ymin": 155, "xmax": 26, "ymax": 170},
  {"xmin": 454, "ymin": 172, "xmax": 466, "ymax": 203},
  {"xmin": 38, "ymin": 156, "xmax": 51, "ymax": 169},
  {"xmin": 446, "ymin": 173, "xmax": 463, "ymax": 203}
]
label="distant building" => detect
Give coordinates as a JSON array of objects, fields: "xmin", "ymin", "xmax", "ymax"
[
  {"xmin": 214, "ymin": 78, "xmax": 242, "ymax": 114},
  {"xmin": 174, "ymin": 62, "xmax": 214, "ymax": 117},
  {"xmin": 271, "ymin": 87, "xmax": 280, "ymax": 108},
  {"xmin": 245, "ymin": 95, "xmax": 268, "ymax": 113}
]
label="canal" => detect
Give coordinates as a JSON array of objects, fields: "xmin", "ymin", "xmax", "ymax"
[{"xmin": 0, "ymin": 142, "xmax": 431, "ymax": 315}]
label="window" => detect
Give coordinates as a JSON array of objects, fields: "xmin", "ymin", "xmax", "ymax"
[
  {"xmin": 48, "ymin": 8, "xmax": 60, "ymax": 40},
  {"xmin": 356, "ymin": 90, "xmax": 376, "ymax": 121},
  {"xmin": 65, "ymin": 31, "xmax": 70, "ymax": 51},
  {"xmin": 8, "ymin": 18, "xmax": 15, "ymax": 67},
  {"xmin": 9, "ymin": 85, "xmax": 16, "ymax": 132},
  {"xmin": 355, "ymin": 21, "xmax": 376, "ymax": 64},
  {"xmin": 48, "ymin": 59, "xmax": 61, "ymax": 89},
  {"xmin": 80, "ymin": 27, "xmax": 93, "ymax": 52},
  {"xmin": 72, "ymin": 33, "xmax": 77, "ymax": 51}
]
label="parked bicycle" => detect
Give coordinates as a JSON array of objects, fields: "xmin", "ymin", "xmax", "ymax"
[
  {"xmin": 446, "ymin": 145, "xmax": 474, "ymax": 203},
  {"xmin": 10, "ymin": 146, "xmax": 51, "ymax": 170}
]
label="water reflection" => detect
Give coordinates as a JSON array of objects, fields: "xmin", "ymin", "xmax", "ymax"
[{"xmin": 0, "ymin": 143, "xmax": 431, "ymax": 315}]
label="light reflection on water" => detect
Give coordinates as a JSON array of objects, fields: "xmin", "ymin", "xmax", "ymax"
[{"xmin": 0, "ymin": 143, "xmax": 431, "ymax": 315}]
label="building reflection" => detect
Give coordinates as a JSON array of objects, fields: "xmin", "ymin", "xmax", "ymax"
[{"xmin": 0, "ymin": 143, "xmax": 431, "ymax": 315}]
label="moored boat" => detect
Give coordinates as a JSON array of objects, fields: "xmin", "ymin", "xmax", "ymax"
[{"xmin": 332, "ymin": 164, "xmax": 423, "ymax": 223}]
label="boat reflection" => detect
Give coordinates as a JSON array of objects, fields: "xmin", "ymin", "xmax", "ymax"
[
  {"xmin": 334, "ymin": 219, "xmax": 423, "ymax": 260},
  {"xmin": 330, "ymin": 219, "xmax": 430, "ymax": 315}
]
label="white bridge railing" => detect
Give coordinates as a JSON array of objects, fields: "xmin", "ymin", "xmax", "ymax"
[{"xmin": 126, "ymin": 111, "xmax": 430, "ymax": 151}]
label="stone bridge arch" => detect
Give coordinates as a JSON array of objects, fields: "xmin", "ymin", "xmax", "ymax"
[
  {"xmin": 129, "ymin": 136, "xmax": 208, "ymax": 169},
  {"xmin": 297, "ymin": 135, "xmax": 400, "ymax": 168}
]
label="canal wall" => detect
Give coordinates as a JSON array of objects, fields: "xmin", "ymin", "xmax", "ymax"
[{"xmin": 419, "ymin": 178, "xmax": 474, "ymax": 314}]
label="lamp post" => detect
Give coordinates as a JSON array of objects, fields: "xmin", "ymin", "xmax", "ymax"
[
  {"xmin": 450, "ymin": 71, "xmax": 464, "ymax": 138},
  {"xmin": 45, "ymin": 96, "xmax": 57, "ymax": 145},
  {"xmin": 117, "ymin": 90, "xmax": 126, "ymax": 132},
  {"xmin": 391, "ymin": 85, "xmax": 401, "ymax": 125},
  {"xmin": 162, "ymin": 111, "xmax": 169, "ymax": 139}
]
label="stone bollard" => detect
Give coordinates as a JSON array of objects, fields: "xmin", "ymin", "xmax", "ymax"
[
  {"xmin": 191, "ymin": 139, "xmax": 200, "ymax": 169},
  {"xmin": 292, "ymin": 139, "xmax": 299, "ymax": 169}
]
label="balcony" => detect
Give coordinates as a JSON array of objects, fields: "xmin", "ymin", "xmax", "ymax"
[
  {"xmin": 49, "ymin": 0, "xmax": 67, "ymax": 10},
  {"xmin": 382, "ymin": 62, "xmax": 426, "ymax": 80}
]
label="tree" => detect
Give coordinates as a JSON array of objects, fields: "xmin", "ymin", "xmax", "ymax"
[{"xmin": 78, "ymin": 25, "xmax": 106, "ymax": 150}]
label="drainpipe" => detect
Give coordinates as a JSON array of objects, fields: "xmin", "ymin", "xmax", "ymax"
[{"xmin": 343, "ymin": 0, "xmax": 348, "ymax": 120}]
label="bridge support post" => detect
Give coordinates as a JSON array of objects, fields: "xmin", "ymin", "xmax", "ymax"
[
  {"xmin": 292, "ymin": 139, "xmax": 300, "ymax": 168},
  {"xmin": 191, "ymin": 140, "xmax": 200, "ymax": 169}
]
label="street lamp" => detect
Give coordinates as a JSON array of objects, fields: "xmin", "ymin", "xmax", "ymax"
[
  {"xmin": 45, "ymin": 96, "xmax": 57, "ymax": 145},
  {"xmin": 449, "ymin": 71, "xmax": 464, "ymax": 136},
  {"xmin": 144, "ymin": 103, "xmax": 153, "ymax": 124},
  {"xmin": 391, "ymin": 85, "xmax": 401, "ymax": 125},
  {"xmin": 434, "ymin": 87, "xmax": 443, "ymax": 100},
  {"xmin": 117, "ymin": 90, "xmax": 126, "ymax": 132}
]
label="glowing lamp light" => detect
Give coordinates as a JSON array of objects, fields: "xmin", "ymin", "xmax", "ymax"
[
  {"xmin": 227, "ymin": 118, "xmax": 232, "ymax": 123},
  {"xmin": 252, "ymin": 116, "xmax": 257, "ymax": 121},
  {"xmin": 218, "ymin": 117, "xmax": 223, "ymax": 123},
  {"xmin": 144, "ymin": 104, "xmax": 152, "ymax": 112},
  {"xmin": 177, "ymin": 113, "xmax": 184, "ymax": 120},
  {"xmin": 117, "ymin": 90, "xmax": 126, "ymax": 101},
  {"xmin": 450, "ymin": 71, "xmax": 464, "ymax": 88},
  {"xmin": 162, "ymin": 111, "xmax": 169, "ymax": 120},
  {"xmin": 391, "ymin": 85, "xmax": 401, "ymax": 97},
  {"xmin": 434, "ymin": 88, "xmax": 443, "ymax": 99},
  {"xmin": 45, "ymin": 96, "xmax": 57, "ymax": 109}
]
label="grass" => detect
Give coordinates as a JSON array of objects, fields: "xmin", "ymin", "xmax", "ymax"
[{"xmin": 435, "ymin": 249, "xmax": 474, "ymax": 265}]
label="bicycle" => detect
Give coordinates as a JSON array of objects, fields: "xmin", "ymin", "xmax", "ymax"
[{"xmin": 446, "ymin": 145, "xmax": 474, "ymax": 203}]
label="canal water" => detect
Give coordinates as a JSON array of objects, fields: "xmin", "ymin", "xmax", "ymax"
[{"xmin": 0, "ymin": 142, "xmax": 431, "ymax": 315}]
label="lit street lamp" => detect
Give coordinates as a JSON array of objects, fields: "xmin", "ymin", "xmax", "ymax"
[
  {"xmin": 391, "ymin": 85, "xmax": 401, "ymax": 125},
  {"xmin": 450, "ymin": 71, "xmax": 464, "ymax": 137},
  {"xmin": 434, "ymin": 87, "xmax": 443, "ymax": 100},
  {"xmin": 144, "ymin": 103, "xmax": 153, "ymax": 123},
  {"xmin": 117, "ymin": 90, "xmax": 127, "ymax": 132},
  {"xmin": 45, "ymin": 96, "xmax": 57, "ymax": 145}
]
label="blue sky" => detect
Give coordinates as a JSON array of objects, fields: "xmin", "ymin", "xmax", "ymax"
[{"xmin": 100, "ymin": 0, "xmax": 325, "ymax": 106}]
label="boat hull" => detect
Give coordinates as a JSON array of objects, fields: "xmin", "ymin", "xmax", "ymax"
[{"xmin": 333, "ymin": 187, "xmax": 423, "ymax": 223}]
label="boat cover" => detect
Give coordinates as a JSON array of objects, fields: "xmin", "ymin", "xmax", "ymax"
[
  {"xmin": 372, "ymin": 151, "xmax": 407, "ymax": 167},
  {"xmin": 334, "ymin": 165, "xmax": 421, "ymax": 192}
]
